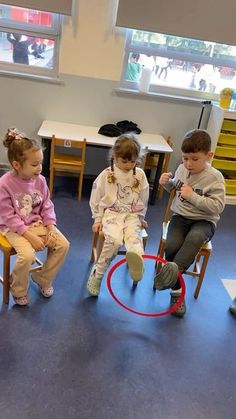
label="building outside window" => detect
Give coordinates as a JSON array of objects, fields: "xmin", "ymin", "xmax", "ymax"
[
  {"xmin": 0, "ymin": 3, "xmax": 60, "ymax": 79},
  {"xmin": 120, "ymin": 29, "xmax": 236, "ymax": 100}
]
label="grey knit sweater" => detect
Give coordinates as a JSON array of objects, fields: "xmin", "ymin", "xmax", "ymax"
[{"xmin": 164, "ymin": 163, "xmax": 225, "ymax": 225}]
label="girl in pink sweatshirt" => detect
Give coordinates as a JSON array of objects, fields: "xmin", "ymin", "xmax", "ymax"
[{"xmin": 0, "ymin": 128, "xmax": 69, "ymax": 305}]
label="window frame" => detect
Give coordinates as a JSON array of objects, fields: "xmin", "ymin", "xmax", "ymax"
[
  {"xmin": 120, "ymin": 29, "xmax": 236, "ymax": 101},
  {"xmin": 0, "ymin": 4, "xmax": 61, "ymax": 79}
]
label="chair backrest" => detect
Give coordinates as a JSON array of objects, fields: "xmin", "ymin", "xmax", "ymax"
[
  {"xmin": 50, "ymin": 135, "xmax": 86, "ymax": 169},
  {"xmin": 161, "ymin": 136, "xmax": 173, "ymax": 174},
  {"xmin": 163, "ymin": 188, "xmax": 176, "ymax": 223},
  {"xmin": 144, "ymin": 135, "xmax": 173, "ymax": 169}
]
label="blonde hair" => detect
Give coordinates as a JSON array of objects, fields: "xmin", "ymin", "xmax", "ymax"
[{"xmin": 3, "ymin": 128, "xmax": 41, "ymax": 165}]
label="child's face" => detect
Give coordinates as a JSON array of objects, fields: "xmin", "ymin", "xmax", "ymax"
[
  {"xmin": 13, "ymin": 149, "xmax": 43, "ymax": 180},
  {"xmin": 115, "ymin": 157, "xmax": 137, "ymax": 173},
  {"xmin": 182, "ymin": 151, "xmax": 213, "ymax": 175}
]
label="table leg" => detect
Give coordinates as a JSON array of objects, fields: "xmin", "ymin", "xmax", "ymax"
[
  {"xmin": 41, "ymin": 137, "xmax": 51, "ymax": 178},
  {"xmin": 149, "ymin": 153, "xmax": 164, "ymax": 205}
]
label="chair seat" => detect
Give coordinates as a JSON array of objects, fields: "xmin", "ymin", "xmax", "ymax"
[
  {"xmin": 0, "ymin": 234, "xmax": 13, "ymax": 250},
  {"xmin": 201, "ymin": 241, "xmax": 212, "ymax": 251}
]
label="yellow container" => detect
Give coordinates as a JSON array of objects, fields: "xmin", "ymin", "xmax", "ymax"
[
  {"xmin": 225, "ymin": 179, "xmax": 236, "ymax": 195},
  {"xmin": 212, "ymin": 158, "xmax": 236, "ymax": 171},
  {"xmin": 220, "ymin": 97, "xmax": 231, "ymax": 109},
  {"xmin": 219, "ymin": 133, "xmax": 236, "ymax": 145},
  {"xmin": 219, "ymin": 88, "xmax": 234, "ymax": 109}
]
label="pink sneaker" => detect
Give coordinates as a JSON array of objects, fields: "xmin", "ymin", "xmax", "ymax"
[
  {"xmin": 32, "ymin": 277, "xmax": 54, "ymax": 298},
  {"xmin": 13, "ymin": 295, "xmax": 29, "ymax": 306}
]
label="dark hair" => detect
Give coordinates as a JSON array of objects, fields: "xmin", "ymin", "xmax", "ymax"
[
  {"xmin": 131, "ymin": 53, "xmax": 140, "ymax": 61},
  {"xmin": 181, "ymin": 129, "xmax": 211, "ymax": 154},
  {"xmin": 3, "ymin": 128, "xmax": 41, "ymax": 165}
]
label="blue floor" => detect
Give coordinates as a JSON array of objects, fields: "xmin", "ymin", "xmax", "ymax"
[{"xmin": 0, "ymin": 179, "xmax": 235, "ymax": 419}]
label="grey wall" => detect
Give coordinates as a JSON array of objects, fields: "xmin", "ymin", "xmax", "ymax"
[{"xmin": 0, "ymin": 73, "xmax": 208, "ymax": 173}]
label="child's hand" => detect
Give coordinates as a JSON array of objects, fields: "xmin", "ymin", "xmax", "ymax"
[
  {"xmin": 92, "ymin": 222, "xmax": 102, "ymax": 233},
  {"xmin": 44, "ymin": 231, "xmax": 57, "ymax": 248},
  {"xmin": 180, "ymin": 183, "xmax": 193, "ymax": 199},
  {"xmin": 24, "ymin": 232, "xmax": 46, "ymax": 251},
  {"xmin": 159, "ymin": 172, "xmax": 172, "ymax": 186},
  {"xmin": 141, "ymin": 220, "xmax": 148, "ymax": 229}
]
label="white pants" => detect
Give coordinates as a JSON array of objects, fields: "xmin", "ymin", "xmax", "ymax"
[{"xmin": 96, "ymin": 210, "xmax": 144, "ymax": 277}]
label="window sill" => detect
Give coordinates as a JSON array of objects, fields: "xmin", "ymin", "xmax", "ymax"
[
  {"xmin": 0, "ymin": 69, "xmax": 64, "ymax": 85},
  {"xmin": 115, "ymin": 87, "xmax": 217, "ymax": 106}
]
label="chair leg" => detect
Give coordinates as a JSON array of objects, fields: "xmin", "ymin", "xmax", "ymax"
[
  {"xmin": 156, "ymin": 238, "xmax": 165, "ymax": 271},
  {"xmin": 78, "ymin": 169, "xmax": 84, "ymax": 201},
  {"xmin": 96, "ymin": 233, "xmax": 105, "ymax": 261},
  {"xmin": 3, "ymin": 251, "xmax": 11, "ymax": 304},
  {"xmin": 49, "ymin": 168, "xmax": 55, "ymax": 197},
  {"xmin": 192, "ymin": 252, "xmax": 201, "ymax": 272},
  {"xmin": 194, "ymin": 251, "xmax": 210, "ymax": 299},
  {"xmin": 143, "ymin": 236, "xmax": 148, "ymax": 251},
  {"xmin": 158, "ymin": 185, "xmax": 164, "ymax": 200},
  {"xmin": 90, "ymin": 232, "xmax": 98, "ymax": 262}
]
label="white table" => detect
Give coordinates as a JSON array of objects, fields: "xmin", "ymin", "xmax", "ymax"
[{"xmin": 38, "ymin": 120, "xmax": 173, "ymax": 204}]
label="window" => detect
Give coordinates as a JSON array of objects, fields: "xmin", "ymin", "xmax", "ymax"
[
  {"xmin": 0, "ymin": 3, "xmax": 60, "ymax": 79},
  {"xmin": 120, "ymin": 30, "xmax": 236, "ymax": 100}
]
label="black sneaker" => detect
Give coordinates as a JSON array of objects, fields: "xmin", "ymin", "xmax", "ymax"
[
  {"xmin": 153, "ymin": 262, "xmax": 178, "ymax": 290},
  {"xmin": 170, "ymin": 291, "xmax": 186, "ymax": 318},
  {"xmin": 229, "ymin": 297, "xmax": 236, "ymax": 315}
]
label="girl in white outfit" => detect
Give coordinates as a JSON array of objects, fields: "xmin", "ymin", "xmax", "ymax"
[{"xmin": 87, "ymin": 134, "xmax": 149, "ymax": 296}]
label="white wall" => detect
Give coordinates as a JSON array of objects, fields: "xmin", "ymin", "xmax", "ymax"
[
  {"xmin": 0, "ymin": 0, "xmax": 208, "ymax": 172},
  {"xmin": 60, "ymin": 0, "xmax": 125, "ymax": 80}
]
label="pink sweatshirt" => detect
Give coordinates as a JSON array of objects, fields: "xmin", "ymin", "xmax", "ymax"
[{"xmin": 0, "ymin": 171, "xmax": 56, "ymax": 235}]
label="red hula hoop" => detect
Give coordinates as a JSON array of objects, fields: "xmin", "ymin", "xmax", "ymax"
[{"xmin": 106, "ymin": 254, "xmax": 186, "ymax": 317}]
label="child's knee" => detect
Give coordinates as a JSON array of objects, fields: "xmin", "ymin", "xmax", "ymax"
[
  {"xmin": 113, "ymin": 238, "xmax": 123, "ymax": 248},
  {"xmin": 58, "ymin": 236, "xmax": 70, "ymax": 254},
  {"xmin": 19, "ymin": 248, "xmax": 35, "ymax": 265},
  {"xmin": 104, "ymin": 234, "xmax": 122, "ymax": 249},
  {"xmin": 165, "ymin": 242, "xmax": 179, "ymax": 258},
  {"xmin": 187, "ymin": 231, "xmax": 207, "ymax": 246}
]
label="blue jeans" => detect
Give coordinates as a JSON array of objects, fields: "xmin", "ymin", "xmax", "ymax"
[{"xmin": 165, "ymin": 215, "xmax": 215, "ymax": 289}]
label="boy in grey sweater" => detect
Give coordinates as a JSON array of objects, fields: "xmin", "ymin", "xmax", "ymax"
[{"xmin": 154, "ymin": 129, "xmax": 225, "ymax": 317}]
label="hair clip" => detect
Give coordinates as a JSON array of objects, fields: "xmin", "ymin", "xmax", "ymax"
[
  {"xmin": 9, "ymin": 128, "xmax": 25, "ymax": 140},
  {"xmin": 107, "ymin": 172, "xmax": 116, "ymax": 183},
  {"xmin": 132, "ymin": 178, "xmax": 140, "ymax": 192},
  {"xmin": 133, "ymin": 178, "xmax": 140, "ymax": 189}
]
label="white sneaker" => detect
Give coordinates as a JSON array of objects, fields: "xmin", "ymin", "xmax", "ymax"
[{"xmin": 86, "ymin": 265, "xmax": 103, "ymax": 297}]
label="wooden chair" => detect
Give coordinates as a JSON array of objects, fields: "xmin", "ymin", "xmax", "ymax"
[
  {"xmin": 90, "ymin": 229, "xmax": 148, "ymax": 263},
  {"xmin": 144, "ymin": 136, "xmax": 173, "ymax": 200},
  {"xmin": 156, "ymin": 189, "xmax": 212, "ymax": 299},
  {"xmin": 0, "ymin": 234, "xmax": 43, "ymax": 304},
  {"xmin": 49, "ymin": 135, "xmax": 86, "ymax": 200}
]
